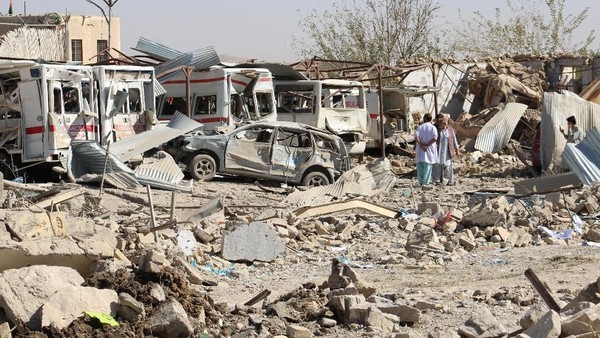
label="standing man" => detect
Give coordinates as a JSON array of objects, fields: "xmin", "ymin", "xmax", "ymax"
[
  {"xmin": 433, "ymin": 115, "xmax": 460, "ymax": 185},
  {"xmin": 559, "ymin": 115, "xmax": 583, "ymax": 144},
  {"xmin": 415, "ymin": 113, "xmax": 438, "ymax": 186}
]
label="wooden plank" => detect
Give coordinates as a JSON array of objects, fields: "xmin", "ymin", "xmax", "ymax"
[
  {"xmin": 34, "ymin": 189, "xmax": 83, "ymax": 210},
  {"xmin": 294, "ymin": 199, "xmax": 399, "ymax": 219}
]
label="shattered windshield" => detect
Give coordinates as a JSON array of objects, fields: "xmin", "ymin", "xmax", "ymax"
[{"xmin": 322, "ymin": 85, "xmax": 364, "ymax": 109}]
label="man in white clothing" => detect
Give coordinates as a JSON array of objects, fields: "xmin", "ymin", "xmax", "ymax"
[{"xmin": 414, "ymin": 113, "xmax": 438, "ymax": 185}]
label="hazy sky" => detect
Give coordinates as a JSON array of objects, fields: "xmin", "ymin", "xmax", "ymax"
[{"xmin": 12, "ymin": 0, "xmax": 600, "ymax": 62}]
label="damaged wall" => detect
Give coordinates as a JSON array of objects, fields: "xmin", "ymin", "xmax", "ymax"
[{"xmin": 401, "ymin": 62, "xmax": 485, "ymax": 120}]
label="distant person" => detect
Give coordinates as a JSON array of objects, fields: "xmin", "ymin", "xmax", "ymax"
[
  {"xmin": 433, "ymin": 115, "xmax": 460, "ymax": 186},
  {"xmin": 559, "ymin": 115, "xmax": 583, "ymax": 144},
  {"xmin": 433, "ymin": 113, "xmax": 444, "ymax": 136},
  {"xmin": 415, "ymin": 113, "xmax": 438, "ymax": 186}
]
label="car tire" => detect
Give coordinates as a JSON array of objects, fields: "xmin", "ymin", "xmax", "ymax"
[
  {"xmin": 189, "ymin": 154, "xmax": 216, "ymax": 181},
  {"xmin": 302, "ymin": 171, "xmax": 330, "ymax": 187}
]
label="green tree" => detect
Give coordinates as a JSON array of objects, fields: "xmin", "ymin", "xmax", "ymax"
[
  {"xmin": 293, "ymin": 0, "xmax": 441, "ymax": 64},
  {"xmin": 449, "ymin": 0, "xmax": 595, "ymax": 57}
]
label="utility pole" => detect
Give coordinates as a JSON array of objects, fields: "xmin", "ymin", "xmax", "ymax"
[{"xmin": 85, "ymin": 0, "xmax": 119, "ymax": 50}]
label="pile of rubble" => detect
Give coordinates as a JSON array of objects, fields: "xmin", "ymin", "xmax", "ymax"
[
  {"xmin": 467, "ymin": 58, "xmax": 547, "ymax": 109},
  {"xmin": 0, "ymin": 146, "xmax": 599, "ymax": 337},
  {"xmin": 455, "ymin": 275, "xmax": 600, "ymax": 337}
]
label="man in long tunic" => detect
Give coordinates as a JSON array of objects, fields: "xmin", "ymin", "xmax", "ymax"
[
  {"xmin": 433, "ymin": 116, "xmax": 460, "ymax": 185},
  {"xmin": 414, "ymin": 113, "xmax": 438, "ymax": 186}
]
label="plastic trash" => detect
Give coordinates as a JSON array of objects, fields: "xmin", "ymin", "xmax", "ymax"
[
  {"xmin": 537, "ymin": 226, "xmax": 572, "ymax": 240},
  {"xmin": 572, "ymin": 214, "xmax": 584, "ymax": 235},
  {"xmin": 83, "ymin": 311, "xmax": 119, "ymax": 326},
  {"xmin": 176, "ymin": 230, "xmax": 197, "ymax": 256},
  {"xmin": 338, "ymin": 256, "xmax": 374, "ymax": 269},
  {"xmin": 204, "ymin": 262, "xmax": 235, "ymax": 278}
]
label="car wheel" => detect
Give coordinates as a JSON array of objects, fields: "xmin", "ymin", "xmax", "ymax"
[
  {"xmin": 189, "ymin": 154, "xmax": 216, "ymax": 181},
  {"xmin": 302, "ymin": 171, "xmax": 330, "ymax": 187}
]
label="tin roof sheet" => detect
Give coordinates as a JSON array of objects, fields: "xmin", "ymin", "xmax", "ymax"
[
  {"xmin": 513, "ymin": 172, "xmax": 581, "ymax": 195},
  {"xmin": 110, "ymin": 112, "xmax": 203, "ymax": 163},
  {"xmin": 540, "ymin": 92, "xmax": 600, "ymax": 170},
  {"xmin": 562, "ymin": 128, "xmax": 600, "ymax": 186},
  {"xmin": 133, "ymin": 37, "xmax": 183, "ymax": 62},
  {"xmin": 155, "ymin": 46, "xmax": 221, "ymax": 81},
  {"xmin": 474, "ymin": 103, "xmax": 528, "ymax": 153}
]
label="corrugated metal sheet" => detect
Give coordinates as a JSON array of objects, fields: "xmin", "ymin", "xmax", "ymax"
[
  {"xmin": 540, "ymin": 92, "xmax": 600, "ymax": 171},
  {"xmin": 280, "ymin": 158, "xmax": 396, "ymax": 208},
  {"xmin": 133, "ymin": 37, "xmax": 183, "ymax": 62},
  {"xmin": 154, "ymin": 81, "xmax": 167, "ymax": 96},
  {"xmin": 64, "ymin": 141, "xmax": 138, "ymax": 189},
  {"xmin": 134, "ymin": 152, "xmax": 191, "ymax": 192},
  {"xmin": 474, "ymin": 103, "xmax": 528, "ymax": 153},
  {"xmin": 562, "ymin": 128, "xmax": 600, "ymax": 186},
  {"xmin": 155, "ymin": 46, "xmax": 221, "ymax": 81},
  {"xmin": 110, "ymin": 112, "xmax": 203, "ymax": 162},
  {"xmin": 0, "ymin": 26, "xmax": 65, "ymax": 61},
  {"xmin": 513, "ymin": 172, "xmax": 581, "ymax": 195}
]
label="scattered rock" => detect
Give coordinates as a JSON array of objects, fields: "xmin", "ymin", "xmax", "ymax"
[
  {"xmin": 118, "ymin": 292, "xmax": 146, "ymax": 322},
  {"xmin": 0, "ymin": 265, "xmax": 84, "ymax": 331},
  {"xmin": 221, "ymin": 222, "xmax": 285, "ymax": 262},
  {"xmin": 148, "ymin": 298, "xmax": 193, "ymax": 338},
  {"xmin": 458, "ymin": 307, "xmax": 508, "ymax": 338},
  {"xmin": 40, "ymin": 285, "xmax": 118, "ymax": 330},
  {"xmin": 523, "ymin": 310, "xmax": 560, "ymax": 338},
  {"xmin": 286, "ymin": 324, "xmax": 313, "ymax": 338}
]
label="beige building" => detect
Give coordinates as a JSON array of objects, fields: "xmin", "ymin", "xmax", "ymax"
[
  {"xmin": 0, "ymin": 13, "xmax": 120, "ymax": 63},
  {"xmin": 65, "ymin": 15, "xmax": 120, "ymax": 63}
]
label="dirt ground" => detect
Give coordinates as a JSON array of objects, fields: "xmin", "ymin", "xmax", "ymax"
[{"xmin": 194, "ymin": 175, "xmax": 600, "ymax": 337}]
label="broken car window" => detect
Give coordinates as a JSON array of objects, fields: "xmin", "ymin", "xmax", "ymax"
[
  {"xmin": 234, "ymin": 127, "xmax": 273, "ymax": 143},
  {"xmin": 194, "ymin": 95, "xmax": 217, "ymax": 115},
  {"xmin": 255, "ymin": 92, "xmax": 274, "ymax": 116},
  {"xmin": 276, "ymin": 129, "xmax": 311, "ymax": 148},
  {"xmin": 161, "ymin": 96, "xmax": 187, "ymax": 116},
  {"xmin": 128, "ymin": 88, "xmax": 141, "ymax": 112},
  {"xmin": 275, "ymin": 85, "xmax": 314, "ymax": 114},
  {"xmin": 62, "ymin": 86, "xmax": 80, "ymax": 113},
  {"xmin": 313, "ymin": 133, "xmax": 339, "ymax": 153}
]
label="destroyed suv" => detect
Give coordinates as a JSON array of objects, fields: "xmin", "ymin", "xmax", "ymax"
[{"xmin": 165, "ymin": 121, "xmax": 351, "ymax": 186}]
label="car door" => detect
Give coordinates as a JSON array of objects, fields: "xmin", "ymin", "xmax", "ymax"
[
  {"xmin": 224, "ymin": 125, "xmax": 272, "ymax": 174},
  {"xmin": 271, "ymin": 127, "xmax": 313, "ymax": 179}
]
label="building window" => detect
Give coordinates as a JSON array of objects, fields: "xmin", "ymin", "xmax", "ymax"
[
  {"xmin": 71, "ymin": 39, "xmax": 82, "ymax": 61},
  {"xmin": 97, "ymin": 40, "xmax": 108, "ymax": 62}
]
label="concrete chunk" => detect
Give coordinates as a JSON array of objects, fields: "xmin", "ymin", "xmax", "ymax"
[
  {"xmin": 140, "ymin": 250, "xmax": 171, "ymax": 274},
  {"xmin": 286, "ymin": 324, "xmax": 313, "ymax": 338},
  {"xmin": 0, "ymin": 265, "xmax": 84, "ymax": 331},
  {"xmin": 365, "ymin": 306, "xmax": 400, "ymax": 332},
  {"xmin": 118, "ymin": 292, "xmax": 146, "ymax": 322},
  {"xmin": 41, "ymin": 285, "xmax": 118, "ymax": 330},
  {"xmin": 458, "ymin": 307, "xmax": 508, "ymax": 338},
  {"xmin": 173, "ymin": 256, "xmax": 203, "ymax": 284},
  {"xmin": 221, "ymin": 222, "xmax": 285, "ymax": 262},
  {"xmin": 0, "ymin": 216, "xmax": 117, "ymax": 276},
  {"xmin": 561, "ymin": 302, "xmax": 600, "ymax": 336},
  {"xmin": 148, "ymin": 298, "xmax": 193, "ymax": 338},
  {"xmin": 378, "ymin": 304, "xmax": 421, "ymax": 323},
  {"xmin": 523, "ymin": 310, "xmax": 560, "ymax": 338}
]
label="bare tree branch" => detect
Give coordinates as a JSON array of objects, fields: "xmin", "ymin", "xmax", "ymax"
[
  {"xmin": 449, "ymin": 0, "xmax": 595, "ymax": 58},
  {"xmin": 85, "ymin": 0, "xmax": 108, "ymax": 23},
  {"xmin": 292, "ymin": 0, "xmax": 441, "ymax": 64}
]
